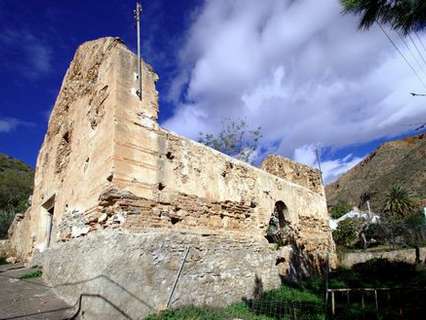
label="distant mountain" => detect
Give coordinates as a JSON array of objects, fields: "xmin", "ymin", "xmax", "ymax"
[
  {"xmin": 0, "ymin": 153, "xmax": 34, "ymax": 212},
  {"xmin": 326, "ymin": 134, "xmax": 426, "ymax": 212}
]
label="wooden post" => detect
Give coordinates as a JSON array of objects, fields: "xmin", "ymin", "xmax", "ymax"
[{"xmin": 331, "ymin": 291, "xmax": 335, "ymax": 316}]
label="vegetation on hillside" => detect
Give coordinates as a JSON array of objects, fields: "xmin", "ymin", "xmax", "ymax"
[
  {"xmin": 0, "ymin": 153, "xmax": 33, "ymax": 238},
  {"xmin": 326, "ymin": 134, "xmax": 426, "ymax": 213}
]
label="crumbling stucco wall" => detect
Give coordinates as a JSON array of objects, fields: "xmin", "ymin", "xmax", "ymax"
[
  {"xmin": 261, "ymin": 155, "xmax": 323, "ymax": 194},
  {"xmin": 9, "ymin": 37, "xmax": 335, "ymax": 319}
]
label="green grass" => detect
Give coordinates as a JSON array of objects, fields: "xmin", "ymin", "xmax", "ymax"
[
  {"xmin": 19, "ymin": 269, "xmax": 42, "ymax": 279},
  {"xmin": 145, "ymin": 283, "xmax": 325, "ymax": 320},
  {"xmin": 145, "ymin": 259, "xmax": 426, "ymax": 319},
  {"xmin": 145, "ymin": 304, "xmax": 274, "ymax": 320}
]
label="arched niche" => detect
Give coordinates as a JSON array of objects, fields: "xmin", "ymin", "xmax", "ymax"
[{"xmin": 265, "ymin": 200, "xmax": 290, "ymax": 244}]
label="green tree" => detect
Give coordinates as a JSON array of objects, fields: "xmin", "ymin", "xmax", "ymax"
[
  {"xmin": 332, "ymin": 218, "xmax": 363, "ymax": 247},
  {"xmin": 341, "ymin": 0, "xmax": 426, "ymax": 34},
  {"xmin": 383, "ymin": 184, "xmax": 417, "ymax": 218},
  {"xmin": 330, "ymin": 201, "xmax": 352, "ymax": 219},
  {"xmin": 198, "ymin": 119, "xmax": 262, "ymax": 164}
]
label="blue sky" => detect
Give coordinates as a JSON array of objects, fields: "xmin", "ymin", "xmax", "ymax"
[{"xmin": 1, "ymin": 0, "xmax": 425, "ymax": 183}]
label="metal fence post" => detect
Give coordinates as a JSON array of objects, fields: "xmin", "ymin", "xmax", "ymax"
[{"xmin": 166, "ymin": 247, "xmax": 190, "ymax": 308}]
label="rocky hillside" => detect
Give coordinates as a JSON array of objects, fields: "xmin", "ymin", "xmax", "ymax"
[
  {"xmin": 0, "ymin": 153, "xmax": 34, "ymax": 212},
  {"xmin": 326, "ymin": 134, "xmax": 426, "ymax": 212}
]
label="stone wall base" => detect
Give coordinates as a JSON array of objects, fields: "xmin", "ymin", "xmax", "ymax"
[
  {"xmin": 32, "ymin": 230, "xmax": 283, "ymax": 320},
  {"xmin": 339, "ymin": 247, "xmax": 426, "ymax": 268}
]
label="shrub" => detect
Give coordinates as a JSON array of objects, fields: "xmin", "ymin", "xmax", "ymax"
[
  {"xmin": 351, "ymin": 258, "xmax": 415, "ymax": 286},
  {"xmin": 364, "ymin": 223, "xmax": 387, "ymax": 245},
  {"xmin": 332, "ymin": 218, "xmax": 362, "ymax": 247},
  {"xmin": 330, "ymin": 201, "xmax": 352, "ymax": 219},
  {"xmin": 19, "ymin": 269, "xmax": 43, "ymax": 279},
  {"xmin": 250, "ymin": 285, "xmax": 324, "ymax": 320}
]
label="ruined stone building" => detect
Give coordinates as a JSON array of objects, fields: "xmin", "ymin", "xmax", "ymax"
[{"xmin": 8, "ymin": 37, "xmax": 335, "ymax": 319}]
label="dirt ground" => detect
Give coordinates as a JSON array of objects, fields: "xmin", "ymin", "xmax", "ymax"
[{"xmin": 0, "ymin": 263, "xmax": 74, "ymax": 320}]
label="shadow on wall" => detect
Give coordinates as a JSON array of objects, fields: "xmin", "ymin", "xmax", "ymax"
[
  {"xmin": 284, "ymin": 239, "xmax": 329, "ymax": 282},
  {"xmin": 265, "ymin": 201, "xmax": 329, "ymax": 282},
  {"xmin": 0, "ymin": 272, "xmax": 154, "ymax": 320}
]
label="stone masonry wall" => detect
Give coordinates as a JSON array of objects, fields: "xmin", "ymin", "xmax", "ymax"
[
  {"xmin": 261, "ymin": 155, "xmax": 323, "ymax": 194},
  {"xmin": 339, "ymin": 247, "xmax": 426, "ymax": 268},
  {"xmin": 33, "ymin": 230, "xmax": 281, "ymax": 319},
  {"xmin": 9, "ymin": 37, "xmax": 336, "ymax": 319}
]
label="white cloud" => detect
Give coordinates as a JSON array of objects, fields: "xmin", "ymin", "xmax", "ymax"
[
  {"xmin": 293, "ymin": 144, "xmax": 363, "ymax": 184},
  {"xmin": 162, "ymin": 0, "xmax": 426, "ymax": 180},
  {"xmin": 0, "ymin": 117, "xmax": 34, "ymax": 133},
  {"xmin": 0, "ymin": 30, "xmax": 52, "ymax": 79}
]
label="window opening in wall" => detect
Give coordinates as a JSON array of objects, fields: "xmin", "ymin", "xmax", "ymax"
[
  {"xmin": 265, "ymin": 200, "xmax": 291, "ymax": 245},
  {"xmin": 41, "ymin": 195, "xmax": 55, "ymax": 250}
]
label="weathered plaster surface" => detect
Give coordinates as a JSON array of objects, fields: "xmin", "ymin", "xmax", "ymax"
[{"xmin": 9, "ymin": 37, "xmax": 335, "ymax": 319}]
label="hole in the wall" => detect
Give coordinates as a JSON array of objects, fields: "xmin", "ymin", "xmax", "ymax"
[
  {"xmin": 265, "ymin": 201, "xmax": 290, "ymax": 245},
  {"xmin": 107, "ymin": 173, "xmax": 114, "ymax": 182},
  {"xmin": 62, "ymin": 131, "xmax": 70, "ymax": 144},
  {"xmin": 250, "ymin": 201, "xmax": 257, "ymax": 208},
  {"xmin": 83, "ymin": 157, "xmax": 89, "ymax": 172},
  {"xmin": 170, "ymin": 217, "xmax": 181, "ymax": 225},
  {"xmin": 158, "ymin": 183, "xmax": 166, "ymax": 191},
  {"xmin": 275, "ymin": 257, "xmax": 285, "ymax": 265},
  {"xmin": 166, "ymin": 152, "xmax": 174, "ymax": 160}
]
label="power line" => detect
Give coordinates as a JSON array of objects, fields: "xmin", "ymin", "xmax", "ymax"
[
  {"xmin": 414, "ymin": 31, "xmax": 426, "ymax": 56},
  {"xmin": 396, "ymin": 32, "xmax": 426, "ymax": 78},
  {"xmin": 408, "ymin": 33, "xmax": 426, "ymax": 69},
  {"xmin": 377, "ymin": 22, "xmax": 426, "ymax": 89}
]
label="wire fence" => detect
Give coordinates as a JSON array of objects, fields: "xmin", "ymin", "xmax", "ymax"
[
  {"xmin": 246, "ymin": 299, "xmax": 324, "ymax": 320},
  {"xmin": 326, "ymin": 287, "xmax": 426, "ymax": 320}
]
